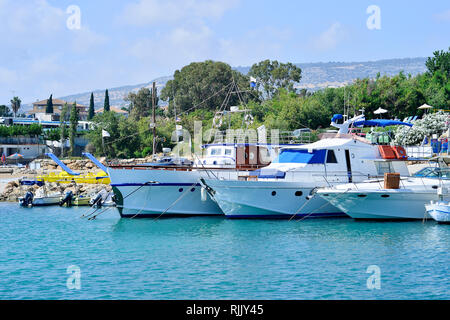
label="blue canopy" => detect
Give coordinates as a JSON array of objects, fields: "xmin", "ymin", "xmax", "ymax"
[
  {"xmin": 274, "ymin": 149, "xmax": 327, "ymax": 164},
  {"xmin": 331, "ymin": 114, "xmax": 343, "ymax": 122},
  {"xmin": 45, "ymin": 153, "xmax": 80, "ymax": 176},
  {"xmin": 353, "ymin": 119, "xmax": 413, "ymax": 127},
  {"xmin": 82, "ymin": 152, "xmax": 108, "ymax": 173}
]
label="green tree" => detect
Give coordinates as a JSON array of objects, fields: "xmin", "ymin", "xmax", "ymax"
[
  {"xmin": 161, "ymin": 60, "xmax": 253, "ymax": 115},
  {"xmin": 46, "ymin": 94, "xmax": 54, "ymax": 114},
  {"xmin": 10, "ymin": 96, "xmax": 21, "ymax": 117},
  {"xmin": 248, "ymin": 60, "xmax": 302, "ymax": 99},
  {"xmin": 426, "ymin": 47, "xmax": 450, "ymax": 79},
  {"xmin": 104, "ymin": 89, "xmax": 110, "ymax": 112},
  {"xmin": 0, "ymin": 105, "xmax": 12, "ymax": 117},
  {"xmin": 126, "ymin": 87, "xmax": 159, "ymax": 120},
  {"xmin": 88, "ymin": 92, "xmax": 95, "ymax": 120},
  {"xmin": 69, "ymin": 102, "xmax": 79, "ymax": 156}
]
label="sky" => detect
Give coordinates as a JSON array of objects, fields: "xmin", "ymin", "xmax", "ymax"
[{"xmin": 0, "ymin": 0, "xmax": 449, "ymax": 104}]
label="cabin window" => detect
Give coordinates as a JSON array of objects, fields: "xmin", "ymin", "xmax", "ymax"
[
  {"xmin": 274, "ymin": 149, "xmax": 327, "ymax": 164},
  {"xmin": 210, "ymin": 148, "xmax": 222, "ymax": 156},
  {"xmin": 376, "ymin": 161, "xmax": 393, "ymax": 175},
  {"xmin": 326, "ymin": 150, "xmax": 338, "ymax": 163},
  {"xmin": 224, "ymin": 149, "xmax": 232, "ymax": 156}
]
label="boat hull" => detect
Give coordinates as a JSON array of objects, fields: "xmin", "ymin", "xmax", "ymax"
[
  {"xmin": 108, "ymin": 168, "xmax": 229, "ymax": 217},
  {"xmin": 32, "ymin": 196, "xmax": 61, "ymax": 206},
  {"xmin": 425, "ymin": 202, "xmax": 450, "ymax": 224},
  {"xmin": 203, "ymin": 179, "xmax": 345, "ymax": 219},
  {"xmin": 319, "ymin": 190, "xmax": 436, "ymax": 220}
]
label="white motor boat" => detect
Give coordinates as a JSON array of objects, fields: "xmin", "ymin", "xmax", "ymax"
[
  {"xmin": 425, "ymin": 201, "xmax": 450, "ymax": 224},
  {"xmin": 201, "ymin": 116, "xmax": 413, "ymax": 219},
  {"xmin": 317, "ymin": 167, "xmax": 450, "ymax": 220},
  {"xmin": 108, "ymin": 142, "xmax": 297, "ymax": 217},
  {"xmin": 19, "ymin": 189, "xmax": 62, "ymax": 207}
]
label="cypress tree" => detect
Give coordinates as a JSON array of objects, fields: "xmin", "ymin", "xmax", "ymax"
[
  {"xmin": 104, "ymin": 89, "xmax": 110, "ymax": 112},
  {"xmin": 46, "ymin": 94, "xmax": 54, "ymax": 114},
  {"xmin": 88, "ymin": 93, "xmax": 95, "ymax": 120},
  {"xmin": 69, "ymin": 102, "xmax": 79, "ymax": 156}
]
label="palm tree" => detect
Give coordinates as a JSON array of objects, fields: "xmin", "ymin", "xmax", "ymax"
[{"xmin": 10, "ymin": 96, "xmax": 21, "ymax": 118}]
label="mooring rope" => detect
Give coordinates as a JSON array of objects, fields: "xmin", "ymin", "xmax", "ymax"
[
  {"xmin": 152, "ymin": 182, "xmax": 200, "ymax": 220},
  {"xmin": 290, "ymin": 188, "xmax": 351, "ymax": 222}
]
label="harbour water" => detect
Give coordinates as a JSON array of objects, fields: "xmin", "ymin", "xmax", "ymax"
[{"xmin": 0, "ymin": 202, "xmax": 448, "ymax": 300}]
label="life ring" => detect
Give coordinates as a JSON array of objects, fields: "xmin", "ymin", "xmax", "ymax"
[
  {"xmin": 244, "ymin": 114, "xmax": 254, "ymax": 125},
  {"xmin": 213, "ymin": 114, "xmax": 223, "ymax": 128}
]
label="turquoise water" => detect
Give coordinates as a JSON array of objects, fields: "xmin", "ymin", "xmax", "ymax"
[{"xmin": 0, "ymin": 202, "xmax": 448, "ymax": 300}]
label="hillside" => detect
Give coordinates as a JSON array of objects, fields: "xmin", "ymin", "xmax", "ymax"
[{"xmin": 27, "ymin": 57, "xmax": 428, "ymax": 110}]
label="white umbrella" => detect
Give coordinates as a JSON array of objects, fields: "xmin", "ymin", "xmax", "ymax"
[
  {"xmin": 418, "ymin": 104, "xmax": 433, "ymax": 110},
  {"xmin": 373, "ymin": 107, "xmax": 388, "ymax": 115}
]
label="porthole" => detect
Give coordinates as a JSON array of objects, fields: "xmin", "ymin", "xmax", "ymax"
[
  {"xmin": 432, "ymin": 185, "xmax": 438, "ymax": 189},
  {"xmin": 381, "ymin": 194, "xmax": 390, "ymax": 198},
  {"xmin": 271, "ymin": 191, "xmax": 276, "ymax": 196},
  {"xmin": 357, "ymin": 194, "xmax": 367, "ymax": 198},
  {"xmin": 191, "ymin": 188, "xmax": 195, "ymax": 192},
  {"xmin": 179, "ymin": 188, "xmax": 184, "ymax": 192},
  {"xmin": 295, "ymin": 191, "xmax": 303, "ymax": 196}
]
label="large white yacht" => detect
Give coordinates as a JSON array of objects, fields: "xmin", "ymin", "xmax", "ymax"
[
  {"xmin": 108, "ymin": 141, "xmax": 301, "ymax": 217},
  {"xmin": 317, "ymin": 165, "xmax": 450, "ymax": 220},
  {"xmin": 200, "ymin": 116, "xmax": 412, "ymax": 219}
]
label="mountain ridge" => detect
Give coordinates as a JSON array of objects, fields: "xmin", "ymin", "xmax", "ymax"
[{"xmin": 24, "ymin": 57, "xmax": 428, "ymax": 110}]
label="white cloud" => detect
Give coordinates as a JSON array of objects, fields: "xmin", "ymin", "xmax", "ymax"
[
  {"xmin": 0, "ymin": 0, "xmax": 110, "ymax": 103},
  {"xmin": 0, "ymin": 0, "xmax": 65, "ymax": 40},
  {"xmin": 217, "ymin": 27, "xmax": 292, "ymax": 66},
  {"xmin": 312, "ymin": 22, "xmax": 346, "ymax": 51},
  {"xmin": 129, "ymin": 23, "xmax": 213, "ymax": 68},
  {"xmin": 122, "ymin": 0, "xmax": 239, "ymax": 26},
  {"xmin": 0, "ymin": 67, "xmax": 19, "ymax": 85},
  {"xmin": 71, "ymin": 26, "xmax": 108, "ymax": 53},
  {"xmin": 434, "ymin": 9, "xmax": 450, "ymax": 22}
]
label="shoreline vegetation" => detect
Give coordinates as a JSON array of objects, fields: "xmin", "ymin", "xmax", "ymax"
[
  {"xmin": 86, "ymin": 48, "xmax": 450, "ymax": 159},
  {"xmin": 1, "ymin": 48, "xmax": 449, "ymax": 161}
]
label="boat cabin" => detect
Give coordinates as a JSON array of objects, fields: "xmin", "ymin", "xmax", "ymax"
[
  {"xmin": 197, "ymin": 143, "xmax": 286, "ymax": 169},
  {"xmin": 247, "ymin": 138, "xmax": 410, "ymax": 183}
]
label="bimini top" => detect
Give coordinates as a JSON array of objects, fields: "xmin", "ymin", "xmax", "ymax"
[{"xmin": 353, "ymin": 119, "xmax": 413, "ymax": 127}]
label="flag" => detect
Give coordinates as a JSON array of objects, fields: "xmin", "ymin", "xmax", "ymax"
[
  {"xmin": 175, "ymin": 116, "xmax": 181, "ymax": 122},
  {"xmin": 250, "ymin": 76, "xmax": 257, "ymax": 88},
  {"xmin": 102, "ymin": 129, "xmax": 110, "ymax": 138}
]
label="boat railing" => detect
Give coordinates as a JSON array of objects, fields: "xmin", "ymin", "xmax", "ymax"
[{"xmin": 207, "ymin": 129, "xmax": 312, "ymax": 145}]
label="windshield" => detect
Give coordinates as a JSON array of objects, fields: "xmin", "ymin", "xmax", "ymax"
[{"xmin": 413, "ymin": 167, "xmax": 450, "ymax": 179}]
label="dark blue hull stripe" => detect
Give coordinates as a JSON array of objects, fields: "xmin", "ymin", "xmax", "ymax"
[
  {"xmin": 121, "ymin": 213, "xmax": 221, "ymax": 218},
  {"xmin": 226, "ymin": 212, "xmax": 347, "ymax": 219},
  {"xmin": 111, "ymin": 183, "xmax": 202, "ymax": 187},
  {"xmin": 120, "ymin": 212, "xmax": 347, "ymax": 219}
]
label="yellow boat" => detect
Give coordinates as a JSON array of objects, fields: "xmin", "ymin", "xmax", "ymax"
[
  {"xmin": 37, "ymin": 171, "xmax": 76, "ymax": 184},
  {"xmin": 59, "ymin": 194, "xmax": 91, "ymax": 206},
  {"xmin": 37, "ymin": 171, "xmax": 110, "ymax": 185},
  {"xmin": 74, "ymin": 172, "xmax": 111, "ymax": 184}
]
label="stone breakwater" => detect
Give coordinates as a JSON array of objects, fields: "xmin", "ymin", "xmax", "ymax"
[
  {"xmin": 0, "ymin": 180, "xmax": 112, "ymax": 202},
  {"xmin": 33, "ymin": 157, "xmax": 152, "ymax": 171},
  {"xmin": 0, "ymin": 157, "xmax": 142, "ymax": 202}
]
